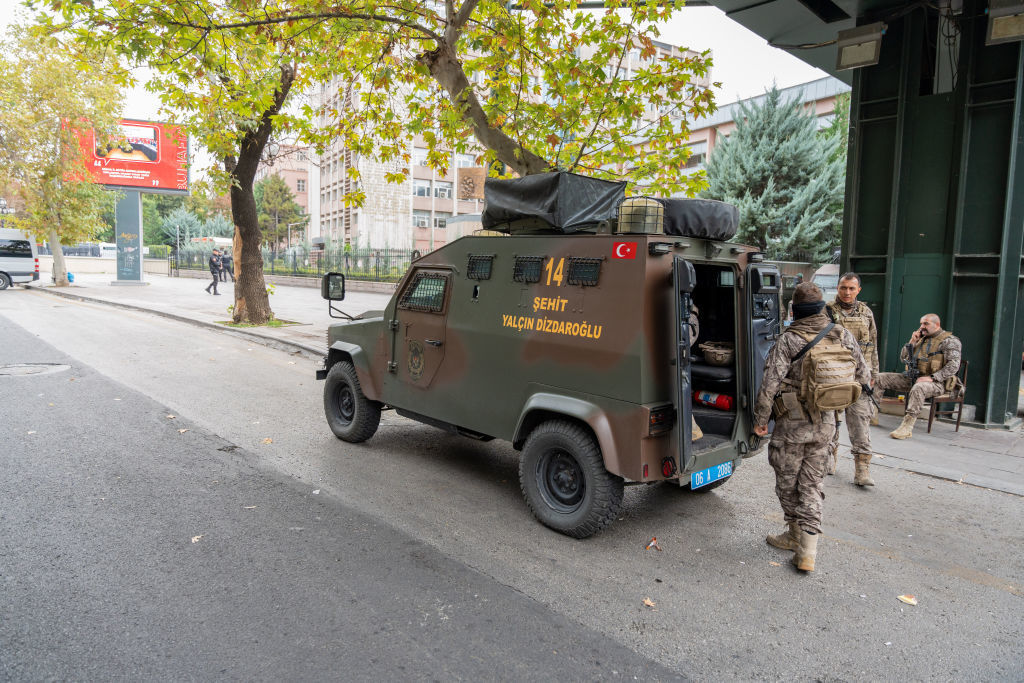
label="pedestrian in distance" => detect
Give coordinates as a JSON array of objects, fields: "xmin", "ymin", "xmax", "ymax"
[
  {"xmin": 825, "ymin": 272, "xmax": 879, "ymax": 486},
  {"xmin": 205, "ymin": 249, "xmax": 222, "ymax": 295},
  {"xmin": 220, "ymin": 250, "xmax": 234, "ymax": 282},
  {"xmin": 874, "ymin": 314, "xmax": 962, "ymax": 440},
  {"xmin": 753, "ymin": 283, "xmax": 870, "ymax": 572}
]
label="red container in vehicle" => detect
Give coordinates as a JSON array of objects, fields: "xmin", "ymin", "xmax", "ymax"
[{"xmin": 693, "ymin": 390, "xmax": 734, "ymax": 411}]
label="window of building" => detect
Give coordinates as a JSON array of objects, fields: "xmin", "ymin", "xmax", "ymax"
[
  {"xmin": 296, "ymin": 179, "xmax": 306, "ymax": 192},
  {"xmin": 433, "ymin": 212, "xmax": 451, "ymax": 229},
  {"xmin": 413, "ymin": 210, "xmax": 431, "ymax": 228},
  {"xmin": 414, "ymin": 179, "xmax": 432, "ymax": 197},
  {"xmin": 413, "ymin": 147, "xmax": 430, "ymax": 167},
  {"xmin": 434, "ymin": 181, "xmax": 453, "ymax": 199},
  {"xmin": 456, "ymin": 153, "xmax": 476, "ymax": 168},
  {"xmin": 683, "ymin": 141, "xmax": 708, "ymax": 170}
]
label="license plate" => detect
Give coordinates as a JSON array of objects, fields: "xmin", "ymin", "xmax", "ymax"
[{"xmin": 691, "ymin": 461, "xmax": 733, "ymax": 489}]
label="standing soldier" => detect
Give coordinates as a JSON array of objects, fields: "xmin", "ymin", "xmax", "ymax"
[
  {"xmin": 826, "ymin": 273, "xmax": 879, "ymax": 486},
  {"xmin": 875, "ymin": 314, "xmax": 962, "ymax": 440},
  {"xmin": 753, "ymin": 283, "xmax": 870, "ymax": 572}
]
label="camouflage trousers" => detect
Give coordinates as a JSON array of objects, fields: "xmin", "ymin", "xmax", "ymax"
[
  {"xmin": 768, "ymin": 419, "xmax": 834, "ymax": 535},
  {"xmin": 828, "ymin": 393, "xmax": 875, "ymax": 459},
  {"xmin": 875, "ymin": 373, "xmax": 946, "ymax": 417}
]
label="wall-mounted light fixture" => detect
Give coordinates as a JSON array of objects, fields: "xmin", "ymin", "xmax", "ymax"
[
  {"xmin": 835, "ymin": 22, "xmax": 887, "ymax": 70},
  {"xmin": 986, "ymin": 0, "xmax": 1024, "ymax": 45}
]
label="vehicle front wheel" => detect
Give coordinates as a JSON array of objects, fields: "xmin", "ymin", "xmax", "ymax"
[
  {"xmin": 519, "ymin": 420, "xmax": 624, "ymax": 539},
  {"xmin": 0, "ymin": 273, "xmax": 10, "ymax": 290},
  {"xmin": 324, "ymin": 361, "xmax": 381, "ymax": 443}
]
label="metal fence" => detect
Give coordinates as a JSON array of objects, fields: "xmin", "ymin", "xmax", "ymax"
[{"xmin": 172, "ymin": 245, "xmax": 426, "ymax": 283}]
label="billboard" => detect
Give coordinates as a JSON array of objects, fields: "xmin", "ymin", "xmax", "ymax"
[{"xmin": 80, "ymin": 119, "xmax": 189, "ymax": 195}]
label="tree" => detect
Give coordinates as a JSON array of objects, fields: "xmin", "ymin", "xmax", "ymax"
[
  {"xmin": 160, "ymin": 206, "xmax": 202, "ymax": 251},
  {"xmin": 204, "ymin": 214, "xmax": 235, "ymax": 238},
  {"xmin": 255, "ymin": 175, "xmax": 304, "ymax": 249},
  {"xmin": 0, "ymin": 24, "xmax": 124, "ymax": 285},
  {"xmin": 702, "ymin": 86, "xmax": 844, "ymax": 263},
  {"xmin": 51, "ymin": 1, "xmax": 717, "ymax": 201}
]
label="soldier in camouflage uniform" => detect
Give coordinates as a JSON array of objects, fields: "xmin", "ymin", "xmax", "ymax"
[
  {"xmin": 826, "ymin": 273, "xmax": 879, "ymax": 486},
  {"xmin": 753, "ymin": 283, "xmax": 870, "ymax": 572},
  {"xmin": 875, "ymin": 314, "xmax": 962, "ymax": 439}
]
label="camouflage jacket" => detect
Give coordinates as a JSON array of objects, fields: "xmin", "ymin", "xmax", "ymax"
[
  {"xmin": 753, "ymin": 313, "xmax": 871, "ymax": 429},
  {"xmin": 827, "ymin": 299, "xmax": 879, "ymax": 375},
  {"xmin": 899, "ymin": 330, "xmax": 962, "ymax": 384}
]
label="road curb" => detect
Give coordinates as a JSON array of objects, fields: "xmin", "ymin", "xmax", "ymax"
[{"xmin": 25, "ymin": 284, "xmax": 325, "ymax": 363}]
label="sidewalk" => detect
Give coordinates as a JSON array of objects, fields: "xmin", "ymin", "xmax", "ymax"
[
  {"xmin": 26, "ymin": 271, "xmax": 394, "ymax": 361},
  {"xmin": 24, "ymin": 271, "xmax": 1024, "ymax": 497}
]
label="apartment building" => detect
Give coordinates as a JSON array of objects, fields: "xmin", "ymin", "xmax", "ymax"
[{"xmin": 254, "ymin": 143, "xmax": 311, "ymax": 214}]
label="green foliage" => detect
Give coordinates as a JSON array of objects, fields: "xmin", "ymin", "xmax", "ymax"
[
  {"xmin": 147, "ymin": 244, "xmax": 171, "ymax": 258},
  {"xmin": 255, "ymin": 175, "xmax": 304, "ymax": 245},
  {"xmin": 161, "ymin": 207, "xmax": 202, "ymax": 248},
  {"xmin": 204, "ymin": 214, "xmax": 234, "ymax": 238},
  {"xmin": 702, "ymin": 86, "xmax": 845, "ymax": 263},
  {"xmin": 0, "ymin": 23, "xmax": 124, "ymax": 248}
]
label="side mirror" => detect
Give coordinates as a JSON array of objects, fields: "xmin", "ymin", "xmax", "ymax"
[{"xmin": 322, "ymin": 272, "xmax": 346, "ymax": 300}]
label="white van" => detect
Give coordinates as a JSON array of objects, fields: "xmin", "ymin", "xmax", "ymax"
[{"xmin": 0, "ymin": 228, "xmax": 40, "ymax": 289}]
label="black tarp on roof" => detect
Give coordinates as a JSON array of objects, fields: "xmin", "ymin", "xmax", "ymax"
[
  {"xmin": 482, "ymin": 171, "xmax": 626, "ymax": 233},
  {"xmin": 659, "ymin": 198, "xmax": 738, "ymax": 241}
]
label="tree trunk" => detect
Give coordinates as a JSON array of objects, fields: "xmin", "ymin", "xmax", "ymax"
[
  {"xmin": 226, "ymin": 64, "xmax": 296, "ymax": 325},
  {"xmin": 48, "ymin": 227, "xmax": 69, "ymax": 286}
]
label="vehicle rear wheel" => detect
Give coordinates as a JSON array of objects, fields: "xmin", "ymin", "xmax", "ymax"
[
  {"xmin": 324, "ymin": 361, "xmax": 381, "ymax": 443},
  {"xmin": 519, "ymin": 420, "xmax": 624, "ymax": 538},
  {"xmin": 0, "ymin": 274, "xmax": 10, "ymax": 290}
]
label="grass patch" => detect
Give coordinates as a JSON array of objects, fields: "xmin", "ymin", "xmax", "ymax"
[{"xmin": 216, "ymin": 318, "xmax": 299, "ymax": 328}]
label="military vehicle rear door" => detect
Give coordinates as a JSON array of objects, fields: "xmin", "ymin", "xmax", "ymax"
[
  {"xmin": 673, "ymin": 256, "xmax": 697, "ymax": 471},
  {"xmin": 744, "ymin": 263, "xmax": 782, "ymax": 421},
  {"xmin": 392, "ymin": 268, "xmax": 452, "ymax": 390}
]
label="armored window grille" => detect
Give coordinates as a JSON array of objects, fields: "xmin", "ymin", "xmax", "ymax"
[
  {"xmin": 513, "ymin": 256, "xmax": 544, "ymax": 283},
  {"xmin": 398, "ymin": 272, "xmax": 449, "ymax": 313},
  {"xmin": 566, "ymin": 257, "xmax": 603, "ymax": 287},
  {"xmin": 466, "ymin": 254, "xmax": 494, "ymax": 280}
]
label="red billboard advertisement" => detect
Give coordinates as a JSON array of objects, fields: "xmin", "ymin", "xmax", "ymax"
[{"xmin": 80, "ymin": 119, "xmax": 189, "ymax": 195}]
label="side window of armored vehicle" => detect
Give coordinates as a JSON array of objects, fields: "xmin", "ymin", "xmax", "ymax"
[
  {"xmin": 513, "ymin": 256, "xmax": 544, "ymax": 283},
  {"xmin": 398, "ymin": 272, "xmax": 450, "ymax": 313},
  {"xmin": 466, "ymin": 254, "xmax": 494, "ymax": 280},
  {"xmin": 565, "ymin": 257, "xmax": 603, "ymax": 287}
]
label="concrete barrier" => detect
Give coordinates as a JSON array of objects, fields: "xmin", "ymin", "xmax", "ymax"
[{"xmin": 38, "ymin": 255, "xmax": 170, "ymax": 276}]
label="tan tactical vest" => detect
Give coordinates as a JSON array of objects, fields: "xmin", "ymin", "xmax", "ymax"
[
  {"xmin": 912, "ymin": 330, "xmax": 957, "ymax": 390},
  {"xmin": 828, "ymin": 301, "xmax": 875, "ymax": 365}
]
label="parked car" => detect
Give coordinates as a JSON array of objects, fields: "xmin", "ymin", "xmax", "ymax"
[{"xmin": 0, "ymin": 228, "xmax": 40, "ymax": 290}]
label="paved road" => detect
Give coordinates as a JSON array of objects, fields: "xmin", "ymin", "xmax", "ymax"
[
  {"xmin": 0, "ymin": 302, "xmax": 678, "ymax": 681},
  {"xmin": 2, "ymin": 288, "xmax": 1022, "ymax": 680}
]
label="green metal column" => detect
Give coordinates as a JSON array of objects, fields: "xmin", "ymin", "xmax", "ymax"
[{"xmin": 843, "ymin": 0, "xmax": 1024, "ymax": 426}]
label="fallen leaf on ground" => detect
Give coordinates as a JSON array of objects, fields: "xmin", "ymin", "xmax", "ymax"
[
  {"xmin": 243, "ymin": 506, "xmax": 257, "ymax": 510},
  {"xmin": 288, "ymin": 361, "xmax": 296, "ymax": 365},
  {"xmin": 114, "ymin": 398, "xmax": 121, "ymax": 401},
  {"xmin": 769, "ymin": 561, "xmax": 781, "ymax": 566},
  {"xmin": 645, "ymin": 537, "xmax": 662, "ymax": 551},
  {"xmin": 178, "ymin": 428, "xmax": 189, "ymax": 434},
  {"xmin": 48, "ymin": 403, "xmax": 54, "ymax": 406},
  {"xmin": 167, "ymin": 414, "xmax": 176, "ymax": 419},
  {"xmin": 928, "ymin": 485, "xmax": 935, "ymax": 490},
  {"xmin": 643, "ymin": 598, "xmax": 656, "ymax": 608},
  {"xmin": 261, "ymin": 437, "xmax": 273, "ymax": 444},
  {"xmin": 27, "ymin": 431, "xmax": 36, "ymax": 435},
  {"xmin": 897, "ymin": 594, "xmax": 918, "ymax": 606},
  {"xmin": 191, "ymin": 535, "xmax": 203, "ymax": 543},
  {"xmin": 312, "ymin": 489, "xmax": 320, "ymax": 494}
]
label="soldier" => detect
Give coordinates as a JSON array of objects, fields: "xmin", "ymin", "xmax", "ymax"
[
  {"xmin": 753, "ymin": 283, "xmax": 870, "ymax": 572},
  {"xmin": 826, "ymin": 273, "xmax": 879, "ymax": 486},
  {"xmin": 875, "ymin": 314, "xmax": 962, "ymax": 440}
]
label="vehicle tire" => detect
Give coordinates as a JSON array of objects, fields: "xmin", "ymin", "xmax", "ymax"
[
  {"xmin": 519, "ymin": 420, "xmax": 624, "ymax": 539},
  {"xmin": 0, "ymin": 274, "xmax": 10, "ymax": 291},
  {"xmin": 324, "ymin": 360, "xmax": 381, "ymax": 443}
]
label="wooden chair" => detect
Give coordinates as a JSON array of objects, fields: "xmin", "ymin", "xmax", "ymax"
[{"xmin": 925, "ymin": 360, "xmax": 968, "ymax": 433}]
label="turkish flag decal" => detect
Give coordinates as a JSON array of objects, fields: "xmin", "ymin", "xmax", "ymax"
[{"xmin": 612, "ymin": 242, "xmax": 637, "ymax": 259}]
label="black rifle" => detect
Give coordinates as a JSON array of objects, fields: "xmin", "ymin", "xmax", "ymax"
[
  {"xmin": 902, "ymin": 342, "xmax": 920, "ymax": 383},
  {"xmin": 861, "ymin": 383, "xmax": 881, "ymax": 410}
]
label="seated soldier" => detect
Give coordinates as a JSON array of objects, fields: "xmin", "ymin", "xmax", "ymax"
[{"xmin": 874, "ymin": 314, "xmax": 962, "ymax": 439}]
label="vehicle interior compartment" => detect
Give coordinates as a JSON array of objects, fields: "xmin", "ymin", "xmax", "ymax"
[{"xmin": 689, "ymin": 264, "xmax": 738, "ymax": 450}]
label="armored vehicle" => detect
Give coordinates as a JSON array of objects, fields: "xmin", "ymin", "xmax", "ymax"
[{"xmin": 317, "ymin": 172, "xmax": 781, "ymax": 538}]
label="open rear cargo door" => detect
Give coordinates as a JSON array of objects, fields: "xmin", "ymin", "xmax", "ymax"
[
  {"xmin": 744, "ymin": 263, "xmax": 782, "ymax": 425},
  {"xmin": 673, "ymin": 256, "xmax": 697, "ymax": 471}
]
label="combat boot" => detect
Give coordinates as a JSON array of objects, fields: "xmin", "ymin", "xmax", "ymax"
[
  {"xmin": 890, "ymin": 414, "xmax": 916, "ymax": 440},
  {"xmin": 691, "ymin": 416, "xmax": 703, "ymax": 441},
  {"xmin": 792, "ymin": 529, "xmax": 818, "ymax": 572},
  {"xmin": 854, "ymin": 453, "xmax": 875, "ymax": 486},
  {"xmin": 766, "ymin": 520, "xmax": 801, "ymax": 551}
]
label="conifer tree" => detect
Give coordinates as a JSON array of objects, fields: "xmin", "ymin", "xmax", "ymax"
[{"xmin": 703, "ymin": 86, "xmax": 845, "ymax": 263}]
